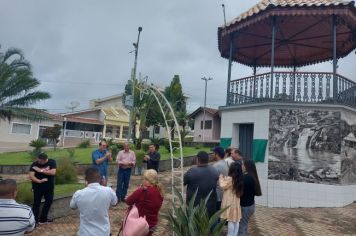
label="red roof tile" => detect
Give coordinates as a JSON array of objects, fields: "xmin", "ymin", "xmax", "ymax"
[
  {"xmin": 64, "ymin": 116, "xmax": 103, "ymax": 125},
  {"xmin": 223, "ymin": 0, "xmax": 353, "ymax": 27},
  {"xmin": 189, "ymin": 107, "xmax": 219, "ymax": 119}
]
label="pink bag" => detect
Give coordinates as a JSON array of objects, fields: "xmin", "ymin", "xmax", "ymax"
[{"xmin": 120, "ymin": 205, "xmax": 149, "ymax": 236}]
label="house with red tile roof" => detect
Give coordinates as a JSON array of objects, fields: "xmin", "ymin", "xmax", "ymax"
[{"xmin": 189, "ymin": 107, "xmax": 221, "ymax": 142}]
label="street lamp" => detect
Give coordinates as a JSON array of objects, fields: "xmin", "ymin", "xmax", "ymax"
[
  {"xmin": 201, "ymin": 77, "xmax": 213, "ymax": 142},
  {"xmin": 128, "ymin": 26, "xmax": 143, "ymax": 141}
]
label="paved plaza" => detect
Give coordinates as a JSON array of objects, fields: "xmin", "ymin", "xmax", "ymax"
[{"xmin": 3, "ymin": 171, "xmax": 355, "ymax": 236}]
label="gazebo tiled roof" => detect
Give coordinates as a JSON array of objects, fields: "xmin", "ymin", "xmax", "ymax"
[
  {"xmin": 225, "ymin": 0, "xmax": 352, "ymax": 27},
  {"xmin": 218, "ymin": 0, "xmax": 356, "ymax": 67}
]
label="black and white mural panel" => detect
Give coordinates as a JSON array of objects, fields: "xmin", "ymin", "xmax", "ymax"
[{"xmin": 268, "ymin": 109, "xmax": 350, "ymax": 185}]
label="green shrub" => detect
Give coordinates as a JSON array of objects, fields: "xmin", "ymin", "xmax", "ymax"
[
  {"xmin": 16, "ymin": 182, "xmax": 33, "ymax": 205},
  {"xmin": 163, "ymin": 139, "xmax": 180, "ymax": 153},
  {"xmin": 150, "ymin": 137, "xmax": 165, "ymax": 147},
  {"xmin": 29, "ymin": 139, "xmax": 47, "ymax": 150},
  {"xmin": 77, "ymin": 139, "xmax": 91, "ymax": 148},
  {"xmin": 29, "ymin": 139, "xmax": 47, "ymax": 159},
  {"xmin": 66, "ymin": 148, "xmax": 76, "ymax": 161},
  {"xmin": 108, "ymin": 142, "xmax": 125, "ymax": 160},
  {"xmin": 134, "ymin": 150, "xmax": 146, "ymax": 167},
  {"xmin": 55, "ymin": 157, "xmax": 78, "ymax": 184},
  {"xmin": 141, "ymin": 142, "xmax": 150, "ymax": 152},
  {"xmin": 163, "ymin": 187, "xmax": 227, "ymax": 236},
  {"xmin": 195, "ymin": 144, "xmax": 203, "ymax": 149}
]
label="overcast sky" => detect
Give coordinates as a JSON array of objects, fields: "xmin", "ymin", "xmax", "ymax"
[{"xmin": 1, "ymin": 0, "xmax": 355, "ymax": 113}]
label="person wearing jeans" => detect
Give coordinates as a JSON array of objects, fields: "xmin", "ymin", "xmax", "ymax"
[
  {"xmin": 238, "ymin": 160, "xmax": 262, "ymax": 236},
  {"xmin": 219, "ymin": 162, "xmax": 244, "ymax": 236},
  {"xmin": 29, "ymin": 153, "xmax": 56, "ymax": 224},
  {"xmin": 116, "ymin": 142, "xmax": 136, "ymax": 202}
]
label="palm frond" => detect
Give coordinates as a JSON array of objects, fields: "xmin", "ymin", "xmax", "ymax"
[
  {"xmin": 0, "ymin": 47, "xmax": 51, "ymax": 121},
  {"xmin": 2, "ymin": 48, "xmax": 23, "ymax": 63},
  {"xmin": 4, "ymin": 91, "xmax": 50, "ymax": 107}
]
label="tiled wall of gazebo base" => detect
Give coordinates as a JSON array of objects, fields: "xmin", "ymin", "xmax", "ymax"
[
  {"xmin": 220, "ymin": 104, "xmax": 356, "ymax": 208},
  {"xmin": 220, "ymin": 107, "xmax": 271, "ymax": 208},
  {"xmin": 265, "ymin": 180, "xmax": 356, "ymax": 208}
]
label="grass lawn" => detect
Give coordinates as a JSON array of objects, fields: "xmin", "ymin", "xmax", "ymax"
[
  {"xmin": 16, "ymin": 182, "xmax": 85, "ymax": 204},
  {"xmin": 0, "ymin": 146, "xmax": 211, "ymax": 165}
]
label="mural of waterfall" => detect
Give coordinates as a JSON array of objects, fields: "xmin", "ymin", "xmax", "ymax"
[{"xmin": 268, "ymin": 109, "xmax": 351, "ymax": 185}]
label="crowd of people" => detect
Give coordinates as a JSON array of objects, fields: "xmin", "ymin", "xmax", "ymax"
[
  {"xmin": 184, "ymin": 147, "xmax": 262, "ymax": 236},
  {"xmin": 0, "ymin": 141, "xmax": 261, "ymax": 236}
]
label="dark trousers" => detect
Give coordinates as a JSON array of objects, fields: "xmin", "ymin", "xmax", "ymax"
[
  {"xmin": 32, "ymin": 188, "xmax": 54, "ymax": 223},
  {"xmin": 116, "ymin": 168, "xmax": 132, "ymax": 200}
]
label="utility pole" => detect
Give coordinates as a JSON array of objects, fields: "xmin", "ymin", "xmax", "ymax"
[
  {"xmin": 128, "ymin": 26, "xmax": 142, "ymax": 141},
  {"xmin": 201, "ymin": 77, "xmax": 213, "ymax": 142}
]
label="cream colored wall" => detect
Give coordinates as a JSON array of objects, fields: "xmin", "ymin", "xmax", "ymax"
[
  {"xmin": 0, "ymin": 118, "xmax": 61, "ymax": 144},
  {"xmin": 70, "ymin": 110, "xmax": 101, "ymax": 120},
  {"xmin": 90, "ymin": 97, "xmax": 123, "ymax": 108}
]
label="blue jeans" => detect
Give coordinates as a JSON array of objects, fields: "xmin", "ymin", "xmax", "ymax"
[
  {"xmin": 116, "ymin": 168, "xmax": 132, "ymax": 200},
  {"xmin": 238, "ymin": 204, "xmax": 255, "ymax": 236}
]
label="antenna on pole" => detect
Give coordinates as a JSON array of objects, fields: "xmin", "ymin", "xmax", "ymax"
[
  {"xmin": 222, "ymin": 3, "xmax": 227, "ymax": 27},
  {"xmin": 66, "ymin": 101, "xmax": 80, "ymax": 112}
]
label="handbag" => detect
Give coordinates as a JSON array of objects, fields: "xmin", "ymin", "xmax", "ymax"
[
  {"xmin": 118, "ymin": 188, "xmax": 149, "ymax": 236},
  {"xmin": 119, "ymin": 205, "xmax": 149, "ymax": 236}
]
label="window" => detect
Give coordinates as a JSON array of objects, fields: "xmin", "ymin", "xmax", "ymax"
[
  {"xmin": 12, "ymin": 123, "xmax": 31, "ymax": 135},
  {"xmin": 154, "ymin": 126, "xmax": 160, "ymax": 134},
  {"xmin": 200, "ymin": 120, "xmax": 212, "ymax": 130},
  {"xmin": 113, "ymin": 126, "xmax": 121, "ymax": 138},
  {"xmin": 122, "ymin": 126, "xmax": 129, "ymax": 139},
  {"xmin": 105, "ymin": 126, "xmax": 113, "ymax": 138},
  {"xmin": 38, "ymin": 126, "xmax": 47, "ymax": 138}
]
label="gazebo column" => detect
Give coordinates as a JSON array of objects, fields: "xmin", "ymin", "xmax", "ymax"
[
  {"xmin": 293, "ymin": 65, "xmax": 297, "ymax": 101},
  {"xmin": 332, "ymin": 15, "xmax": 338, "ymax": 99},
  {"xmin": 253, "ymin": 64, "xmax": 257, "ymax": 98},
  {"xmin": 226, "ymin": 33, "xmax": 235, "ymax": 105},
  {"xmin": 270, "ymin": 16, "xmax": 276, "ymax": 98}
]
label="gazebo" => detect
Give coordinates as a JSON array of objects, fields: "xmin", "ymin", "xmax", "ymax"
[
  {"xmin": 218, "ymin": 0, "xmax": 356, "ymax": 107},
  {"xmin": 218, "ymin": 0, "xmax": 356, "ymax": 208}
]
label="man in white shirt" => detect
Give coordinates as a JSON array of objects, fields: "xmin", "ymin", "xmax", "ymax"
[
  {"xmin": 70, "ymin": 167, "xmax": 117, "ymax": 236},
  {"xmin": 0, "ymin": 179, "xmax": 35, "ymax": 235},
  {"xmin": 116, "ymin": 142, "xmax": 136, "ymax": 202}
]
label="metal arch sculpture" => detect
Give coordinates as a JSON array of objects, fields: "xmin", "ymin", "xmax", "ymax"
[{"xmin": 137, "ymin": 82, "xmax": 184, "ymax": 204}]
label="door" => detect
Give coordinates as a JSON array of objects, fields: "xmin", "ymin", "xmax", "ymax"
[{"xmin": 238, "ymin": 124, "xmax": 254, "ymax": 160}]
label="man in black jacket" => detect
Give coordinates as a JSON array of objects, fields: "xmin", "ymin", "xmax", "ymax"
[
  {"xmin": 183, "ymin": 151, "xmax": 219, "ymax": 217},
  {"xmin": 143, "ymin": 144, "xmax": 160, "ymax": 172},
  {"xmin": 29, "ymin": 153, "xmax": 56, "ymax": 225}
]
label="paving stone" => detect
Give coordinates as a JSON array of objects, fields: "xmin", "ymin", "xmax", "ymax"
[{"xmin": 5, "ymin": 171, "xmax": 355, "ymax": 236}]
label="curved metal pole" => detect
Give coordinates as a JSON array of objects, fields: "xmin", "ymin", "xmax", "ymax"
[{"xmin": 148, "ymin": 85, "xmax": 184, "ymax": 196}]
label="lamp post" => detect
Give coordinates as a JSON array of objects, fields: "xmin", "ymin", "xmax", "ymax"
[
  {"xmin": 128, "ymin": 26, "xmax": 142, "ymax": 141},
  {"xmin": 201, "ymin": 77, "xmax": 212, "ymax": 142}
]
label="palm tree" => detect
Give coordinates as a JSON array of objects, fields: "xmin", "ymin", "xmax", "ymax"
[{"xmin": 0, "ymin": 47, "xmax": 50, "ymax": 121}]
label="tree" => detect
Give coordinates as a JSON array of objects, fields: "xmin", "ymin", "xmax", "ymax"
[
  {"xmin": 42, "ymin": 124, "xmax": 62, "ymax": 150},
  {"xmin": 123, "ymin": 75, "xmax": 187, "ymax": 144},
  {"xmin": 123, "ymin": 78, "xmax": 151, "ymax": 147},
  {"xmin": 0, "ymin": 47, "xmax": 51, "ymax": 121},
  {"xmin": 164, "ymin": 75, "xmax": 187, "ymax": 139}
]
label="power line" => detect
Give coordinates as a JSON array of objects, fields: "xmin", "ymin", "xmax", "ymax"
[{"xmin": 40, "ymin": 80, "xmax": 127, "ymax": 86}]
